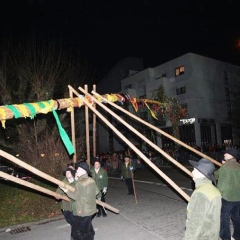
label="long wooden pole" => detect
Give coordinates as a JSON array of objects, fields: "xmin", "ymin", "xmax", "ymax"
[
  {"xmin": 0, "ymin": 149, "xmax": 119, "ymax": 213},
  {"xmin": 92, "ymin": 90, "xmax": 221, "ymax": 167},
  {"xmin": 69, "ymin": 85, "xmax": 190, "ymax": 202},
  {"xmin": 84, "ymin": 84, "xmax": 90, "ymax": 166},
  {"xmin": 93, "ymin": 84, "xmax": 97, "ymax": 158},
  {"xmin": 81, "ymin": 88, "xmax": 192, "ymax": 177},
  {"xmin": 0, "ymin": 171, "xmax": 70, "ymax": 202},
  {"xmin": 69, "ymin": 88, "xmax": 77, "ymax": 164},
  {"xmin": 0, "ymin": 98, "xmax": 83, "ymax": 121},
  {"xmin": 128, "ymin": 150, "xmax": 138, "ymax": 203},
  {"xmin": 0, "ymin": 150, "xmax": 75, "ymax": 191}
]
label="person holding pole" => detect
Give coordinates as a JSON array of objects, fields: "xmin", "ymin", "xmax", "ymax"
[
  {"xmin": 59, "ymin": 161, "xmax": 101, "ymax": 240},
  {"xmin": 90, "ymin": 157, "xmax": 108, "ymax": 217},
  {"xmin": 183, "ymin": 158, "xmax": 221, "ymax": 240},
  {"xmin": 56, "ymin": 166, "xmax": 76, "ymax": 226},
  {"xmin": 214, "ymin": 148, "xmax": 240, "ymax": 240},
  {"xmin": 121, "ymin": 156, "xmax": 135, "ymax": 195}
]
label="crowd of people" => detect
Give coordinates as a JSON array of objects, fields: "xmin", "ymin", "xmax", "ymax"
[{"xmin": 55, "ymin": 146, "xmax": 240, "ymax": 240}]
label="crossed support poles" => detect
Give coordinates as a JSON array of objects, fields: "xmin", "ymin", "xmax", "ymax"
[{"xmin": 0, "ymin": 84, "xmax": 223, "ymax": 210}]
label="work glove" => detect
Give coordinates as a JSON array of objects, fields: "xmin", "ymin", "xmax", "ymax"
[
  {"xmin": 121, "ymin": 176, "xmax": 124, "ymax": 181},
  {"xmin": 102, "ymin": 187, "xmax": 107, "ymax": 194}
]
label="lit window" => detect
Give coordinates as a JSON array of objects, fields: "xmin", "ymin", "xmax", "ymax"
[
  {"xmin": 176, "ymin": 86, "xmax": 186, "ymax": 95},
  {"xmin": 175, "ymin": 66, "xmax": 185, "ymax": 76}
]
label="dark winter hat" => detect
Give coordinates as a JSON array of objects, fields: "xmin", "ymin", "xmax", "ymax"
[
  {"xmin": 223, "ymin": 148, "xmax": 239, "ymax": 159},
  {"xmin": 63, "ymin": 167, "xmax": 75, "ymax": 177},
  {"xmin": 75, "ymin": 161, "xmax": 91, "ymax": 175},
  {"xmin": 189, "ymin": 158, "xmax": 216, "ymax": 184}
]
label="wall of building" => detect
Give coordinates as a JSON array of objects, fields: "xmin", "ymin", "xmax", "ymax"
[{"xmin": 97, "ymin": 53, "xmax": 240, "ymax": 153}]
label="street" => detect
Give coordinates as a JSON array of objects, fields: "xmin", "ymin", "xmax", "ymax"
[{"xmin": 0, "ymin": 165, "xmax": 193, "ymax": 240}]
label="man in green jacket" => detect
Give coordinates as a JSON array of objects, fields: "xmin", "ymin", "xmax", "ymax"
[
  {"xmin": 56, "ymin": 166, "xmax": 76, "ymax": 226},
  {"xmin": 121, "ymin": 156, "xmax": 135, "ymax": 195},
  {"xmin": 90, "ymin": 158, "xmax": 108, "ymax": 217},
  {"xmin": 214, "ymin": 148, "xmax": 240, "ymax": 240},
  {"xmin": 183, "ymin": 158, "xmax": 221, "ymax": 240},
  {"xmin": 60, "ymin": 161, "xmax": 100, "ymax": 240}
]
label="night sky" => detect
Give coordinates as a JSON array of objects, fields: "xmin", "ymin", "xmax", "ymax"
[{"xmin": 1, "ymin": 0, "xmax": 240, "ymax": 81}]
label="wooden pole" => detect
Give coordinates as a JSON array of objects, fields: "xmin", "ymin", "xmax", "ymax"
[
  {"xmin": 81, "ymin": 88, "xmax": 192, "ymax": 177},
  {"xmin": 0, "ymin": 149, "xmax": 119, "ymax": 213},
  {"xmin": 0, "ymin": 171, "xmax": 70, "ymax": 202},
  {"xmin": 0, "ymin": 149, "xmax": 75, "ymax": 192},
  {"xmin": 69, "ymin": 88, "xmax": 77, "ymax": 164},
  {"xmin": 92, "ymin": 90, "xmax": 222, "ymax": 167},
  {"xmin": 69, "ymin": 85, "xmax": 190, "ymax": 202},
  {"xmin": 93, "ymin": 84, "xmax": 97, "ymax": 158},
  {"xmin": 0, "ymin": 97, "xmax": 84, "ymax": 121},
  {"xmin": 128, "ymin": 149, "xmax": 138, "ymax": 203},
  {"xmin": 84, "ymin": 85, "xmax": 90, "ymax": 166}
]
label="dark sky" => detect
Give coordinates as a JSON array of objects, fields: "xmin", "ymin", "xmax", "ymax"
[{"xmin": 1, "ymin": 0, "xmax": 240, "ymax": 81}]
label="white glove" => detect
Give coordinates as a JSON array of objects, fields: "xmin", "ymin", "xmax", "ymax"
[
  {"xmin": 129, "ymin": 166, "xmax": 133, "ymax": 171},
  {"xmin": 59, "ymin": 186, "xmax": 68, "ymax": 193},
  {"xmin": 102, "ymin": 187, "xmax": 107, "ymax": 194}
]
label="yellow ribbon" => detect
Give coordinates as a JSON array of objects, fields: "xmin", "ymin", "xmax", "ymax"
[
  {"xmin": 31, "ymin": 103, "xmax": 41, "ymax": 113},
  {"xmin": 145, "ymin": 102, "xmax": 158, "ymax": 120},
  {"xmin": 76, "ymin": 98, "xmax": 83, "ymax": 107},
  {"xmin": 39, "ymin": 100, "xmax": 55, "ymax": 114},
  {"xmin": 16, "ymin": 105, "xmax": 30, "ymax": 118},
  {"xmin": 66, "ymin": 99, "xmax": 75, "ymax": 112},
  {"xmin": 0, "ymin": 108, "xmax": 6, "ymax": 128},
  {"xmin": 110, "ymin": 94, "xmax": 119, "ymax": 102}
]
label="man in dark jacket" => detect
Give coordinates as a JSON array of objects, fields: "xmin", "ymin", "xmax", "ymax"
[
  {"xmin": 121, "ymin": 156, "xmax": 134, "ymax": 195},
  {"xmin": 60, "ymin": 162, "xmax": 100, "ymax": 240},
  {"xmin": 214, "ymin": 148, "xmax": 240, "ymax": 240},
  {"xmin": 90, "ymin": 158, "xmax": 108, "ymax": 217},
  {"xmin": 184, "ymin": 158, "xmax": 221, "ymax": 240}
]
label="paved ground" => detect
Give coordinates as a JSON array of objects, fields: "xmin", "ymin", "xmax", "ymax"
[{"xmin": 0, "ymin": 165, "xmax": 194, "ymax": 240}]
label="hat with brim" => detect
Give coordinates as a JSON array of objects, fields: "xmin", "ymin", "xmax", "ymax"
[
  {"xmin": 189, "ymin": 158, "xmax": 216, "ymax": 184},
  {"xmin": 75, "ymin": 161, "xmax": 92, "ymax": 176}
]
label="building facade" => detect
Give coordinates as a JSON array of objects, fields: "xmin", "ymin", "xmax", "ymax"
[{"xmin": 96, "ymin": 53, "xmax": 240, "ymax": 153}]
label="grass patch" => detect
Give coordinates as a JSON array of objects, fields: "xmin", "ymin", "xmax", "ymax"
[{"xmin": 0, "ymin": 179, "xmax": 62, "ymax": 228}]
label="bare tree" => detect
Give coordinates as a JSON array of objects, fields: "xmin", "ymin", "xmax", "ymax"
[{"xmin": 0, "ymin": 36, "xmax": 93, "ymax": 176}]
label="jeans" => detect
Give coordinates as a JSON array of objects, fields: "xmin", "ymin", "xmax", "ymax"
[{"xmin": 220, "ymin": 199, "xmax": 240, "ymax": 240}]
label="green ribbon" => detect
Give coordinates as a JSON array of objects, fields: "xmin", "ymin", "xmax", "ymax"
[
  {"xmin": 23, "ymin": 103, "xmax": 37, "ymax": 119},
  {"xmin": 52, "ymin": 108, "xmax": 74, "ymax": 155},
  {"xmin": 5, "ymin": 105, "xmax": 22, "ymax": 118}
]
